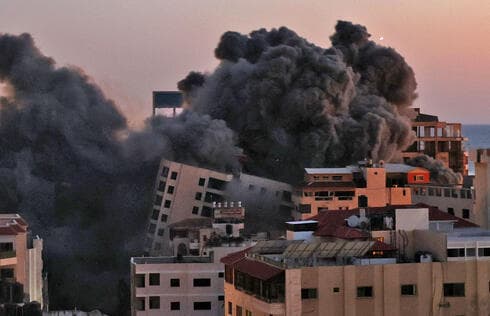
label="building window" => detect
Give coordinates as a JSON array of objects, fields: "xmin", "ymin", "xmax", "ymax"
[
  {"xmin": 301, "ymin": 288, "xmax": 318, "ymax": 299},
  {"xmin": 260, "ymin": 187, "xmax": 267, "ymax": 194},
  {"xmin": 447, "ymin": 207, "xmax": 454, "ymax": 215},
  {"xmin": 167, "ymin": 186, "xmax": 174, "ymax": 194},
  {"xmin": 149, "ymin": 296, "xmax": 160, "ymax": 309},
  {"xmin": 148, "ymin": 224, "xmax": 156, "ymax": 234},
  {"xmin": 208, "ymin": 177, "xmax": 227, "ymax": 190},
  {"xmin": 444, "ymin": 189, "xmax": 451, "ymax": 197},
  {"xmin": 170, "ymin": 171, "xmax": 178, "ymax": 180},
  {"xmin": 236, "ymin": 305, "xmax": 243, "ymax": 316},
  {"xmin": 195, "ymin": 192, "xmax": 202, "ymax": 201},
  {"xmin": 154, "ymin": 195, "xmax": 163, "ymax": 206},
  {"xmin": 462, "ymin": 209, "xmax": 470, "ymax": 219},
  {"xmin": 198, "ymin": 177, "xmax": 206, "ymax": 186},
  {"xmin": 401, "ymin": 284, "xmax": 416, "ymax": 296},
  {"xmin": 466, "ymin": 248, "xmax": 476, "ymax": 257},
  {"xmin": 282, "ymin": 190, "xmax": 292, "ymax": 202},
  {"xmin": 194, "ymin": 301, "xmax": 211, "ymax": 310},
  {"xmin": 333, "ymin": 287, "xmax": 340, "ymax": 293},
  {"xmin": 192, "ymin": 206, "xmax": 199, "ymax": 214},
  {"xmin": 357, "ymin": 286, "xmax": 373, "ymax": 298},
  {"xmin": 161, "ymin": 166, "xmax": 169, "ymax": 177},
  {"xmin": 248, "ymin": 184, "xmax": 255, "ymax": 191},
  {"xmin": 228, "ymin": 302, "xmax": 232, "ymax": 315},
  {"xmin": 402, "ymin": 189, "xmax": 406, "ymax": 196},
  {"xmin": 299, "ymin": 204, "xmax": 311, "ymax": 213},
  {"xmin": 158, "ymin": 181, "xmax": 166, "ymax": 192},
  {"xmin": 332, "ymin": 175, "xmax": 343, "ymax": 181},
  {"xmin": 157, "ymin": 229, "xmax": 165, "ymax": 237},
  {"xmin": 447, "ymin": 248, "xmax": 465, "ymax": 257},
  {"xmin": 201, "ymin": 206, "xmax": 213, "ymax": 217},
  {"xmin": 135, "ymin": 274, "xmax": 145, "ymax": 288},
  {"xmin": 135, "ymin": 297, "xmax": 145, "ymax": 311},
  {"xmin": 193, "ymin": 278, "xmax": 211, "ymax": 287},
  {"xmin": 170, "ymin": 301, "xmax": 180, "ymax": 310},
  {"xmin": 479, "ymin": 248, "xmax": 490, "ymax": 257},
  {"xmin": 0, "ymin": 269, "xmax": 13, "ymax": 279},
  {"xmin": 163, "ymin": 200, "xmax": 171, "ymax": 208},
  {"xmin": 151, "ymin": 209, "xmax": 159, "ymax": 220},
  {"xmin": 170, "ymin": 278, "xmax": 180, "ymax": 287},
  {"xmin": 149, "ymin": 273, "xmax": 160, "ymax": 286},
  {"xmin": 443, "ymin": 283, "xmax": 465, "ymax": 297},
  {"xmin": 245, "ymin": 310, "xmax": 252, "ymax": 316},
  {"xmin": 161, "ymin": 214, "xmax": 168, "ymax": 222},
  {"xmin": 218, "ymin": 295, "xmax": 224, "ymax": 301},
  {"xmin": 218, "ymin": 272, "xmax": 224, "ymax": 278},
  {"xmin": 225, "ymin": 266, "xmax": 233, "ymax": 284}
]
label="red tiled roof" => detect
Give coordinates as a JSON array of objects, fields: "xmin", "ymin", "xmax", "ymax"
[
  {"xmin": 309, "ymin": 204, "xmax": 477, "ymax": 239},
  {"xmin": 234, "ymin": 258, "xmax": 283, "ymax": 281},
  {"xmin": 220, "ymin": 247, "xmax": 252, "ymax": 265}
]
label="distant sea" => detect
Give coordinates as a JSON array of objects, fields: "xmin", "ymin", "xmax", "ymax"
[
  {"xmin": 463, "ymin": 125, "xmax": 490, "ymax": 150},
  {"xmin": 462, "ymin": 125, "xmax": 490, "ymax": 175}
]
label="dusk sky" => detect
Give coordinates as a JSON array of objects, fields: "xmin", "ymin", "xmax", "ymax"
[{"xmin": 1, "ymin": 0, "xmax": 489, "ymax": 125}]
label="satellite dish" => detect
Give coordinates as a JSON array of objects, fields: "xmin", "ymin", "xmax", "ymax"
[{"xmin": 346, "ymin": 215, "xmax": 360, "ymax": 228}]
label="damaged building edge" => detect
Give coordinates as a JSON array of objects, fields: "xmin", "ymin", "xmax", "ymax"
[{"xmin": 145, "ymin": 158, "xmax": 295, "ymax": 256}]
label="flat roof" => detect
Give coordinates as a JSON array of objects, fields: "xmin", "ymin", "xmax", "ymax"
[
  {"xmin": 304, "ymin": 167, "xmax": 355, "ymax": 175},
  {"xmin": 131, "ymin": 256, "xmax": 212, "ymax": 265}
]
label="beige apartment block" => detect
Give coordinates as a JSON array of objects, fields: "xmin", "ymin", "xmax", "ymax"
[
  {"xmin": 131, "ymin": 249, "xmax": 245, "ymax": 316},
  {"xmin": 0, "ymin": 214, "xmax": 44, "ymax": 306},
  {"xmin": 224, "ymin": 260, "xmax": 490, "ymax": 316}
]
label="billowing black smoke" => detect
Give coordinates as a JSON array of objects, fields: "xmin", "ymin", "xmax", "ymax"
[
  {"xmin": 0, "ymin": 20, "xmax": 456, "ymax": 314},
  {"xmin": 179, "ymin": 21, "xmax": 417, "ymax": 182},
  {"xmin": 0, "ymin": 33, "xmax": 240, "ymax": 313}
]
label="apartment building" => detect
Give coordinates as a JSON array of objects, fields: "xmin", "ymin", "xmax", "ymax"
[
  {"xmin": 222, "ymin": 206, "xmax": 490, "ymax": 316},
  {"xmin": 0, "ymin": 214, "xmax": 44, "ymax": 307},
  {"xmin": 402, "ymin": 108, "xmax": 467, "ymax": 175},
  {"xmin": 409, "ymin": 148, "xmax": 490, "ymax": 229},
  {"xmin": 291, "ymin": 161, "xmax": 429, "ymax": 220},
  {"xmin": 146, "ymin": 159, "xmax": 293, "ymax": 255},
  {"xmin": 132, "ymin": 203, "xmax": 253, "ymax": 316}
]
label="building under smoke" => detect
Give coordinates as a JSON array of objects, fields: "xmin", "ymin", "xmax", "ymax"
[
  {"xmin": 0, "ymin": 20, "xmax": 460, "ymax": 313},
  {"xmin": 145, "ymin": 159, "xmax": 294, "ymax": 256}
]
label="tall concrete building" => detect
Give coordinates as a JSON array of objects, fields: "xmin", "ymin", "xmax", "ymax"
[
  {"xmin": 402, "ymin": 108, "xmax": 468, "ymax": 175},
  {"xmin": 145, "ymin": 159, "xmax": 293, "ymax": 255},
  {"xmin": 222, "ymin": 205, "xmax": 490, "ymax": 316}
]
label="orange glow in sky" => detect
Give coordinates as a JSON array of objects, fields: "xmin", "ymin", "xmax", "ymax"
[{"xmin": 0, "ymin": 0, "xmax": 489, "ymax": 124}]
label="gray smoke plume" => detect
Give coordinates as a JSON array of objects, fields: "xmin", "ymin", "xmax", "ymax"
[
  {"xmin": 179, "ymin": 21, "xmax": 417, "ymax": 182},
  {"xmin": 407, "ymin": 155, "xmax": 462, "ymax": 185},
  {"xmin": 0, "ymin": 33, "xmax": 241, "ymax": 314}
]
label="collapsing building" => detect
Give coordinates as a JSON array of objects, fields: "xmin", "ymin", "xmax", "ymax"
[{"xmin": 145, "ymin": 159, "xmax": 294, "ymax": 256}]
